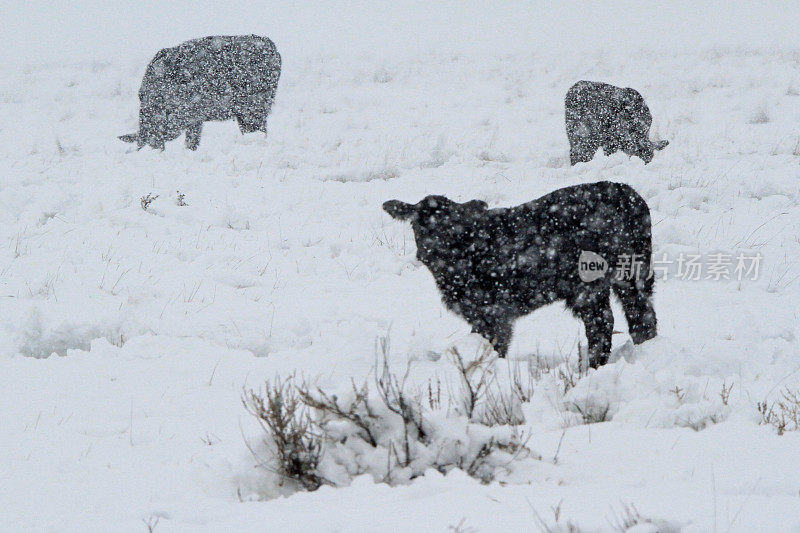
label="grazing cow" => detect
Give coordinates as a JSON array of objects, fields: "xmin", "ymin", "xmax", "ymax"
[
  {"xmin": 565, "ymin": 81, "xmax": 668, "ymax": 165},
  {"xmin": 120, "ymin": 35, "xmax": 281, "ymax": 150},
  {"xmin": 383, "ymin": 181, "xmax": 657, "ymax": 368}
]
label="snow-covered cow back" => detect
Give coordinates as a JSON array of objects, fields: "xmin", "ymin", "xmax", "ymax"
[
  {"xmin": 120, "ymin": 35, "xmax": 281, "ymax": 150},
  {"xmin": 384, "ymin": 181, "xmax": 657, "ymax": 368}
]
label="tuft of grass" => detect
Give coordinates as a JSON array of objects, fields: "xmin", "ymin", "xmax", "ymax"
[
  {"xmin": 676, "ymin": 412, "xmax": 724, "ymax": 432},
  {"xmin": 140, "ymin": 193, "xmax": 159, "ymax": 211},
  {"xmin": 758, "ymin": 388, "xmax": 800, "ymax": 435},
  {"xmin": 748, "ymin": 108, "xmax": 770, "ymax": 124},
  {"xmin": 372, "ymin": 67, "xmax": 393, "ymax": 84},
  {"xmin": 448, "ymin": 518, "xmax": 477, "ymax": 533},
  {"xmin": 720, "ymin": 380, "xmax": 733, "ymax": 406},
  {"xmin": 143, "ymin": 515, "xmax": 160, "ymax": 533},
  {"xmin": 531, "ymin": 498, "xmax": 584, "ymax": 533},
  {"xmin": 567, "ymin": 400, "xmax": 611, "ymax": 424},
  {"xmin": 607, "ymin": 502, "xmax": 676, "ymax": 532}
]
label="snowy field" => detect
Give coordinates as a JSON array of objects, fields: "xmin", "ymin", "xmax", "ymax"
[{"xmin": 2, "ymin": 2, "xmax": 800, "ymax": 531}]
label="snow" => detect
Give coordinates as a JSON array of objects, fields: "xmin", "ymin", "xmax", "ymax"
[{"xmin": 3, "ymin": 2, "xmax": 800, "ymax": 531}]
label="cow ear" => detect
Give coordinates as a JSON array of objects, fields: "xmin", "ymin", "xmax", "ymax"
[
  {"xmin": 464, "ymin": 199, "xmax": 488, "ymax": 212},
  {"xmin": 654, "ymin": 140, "xmax": 669, "ymax": 151},
  {"xmin": 383, "ymin": 200, "xmax": 417, "ymax": 221},
  {"xmin": 119, "ymin": 133, "xmax": 139, "ymax": 143},
  {"xmin": 623, "ymin": 88, "xmax": 643, "ymax": 102}
]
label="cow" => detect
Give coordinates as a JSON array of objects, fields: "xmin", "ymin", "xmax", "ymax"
[
  {"xmin": 565, "ymin": 81, "xmax": 668, "ymax": 165},
  {"xmin": 383, "ymin": 181, "xmax": 657, "ymax": 368},
  {"xmin": 120, "ymin": 35, "xmax": 281, "ymax": 150}
]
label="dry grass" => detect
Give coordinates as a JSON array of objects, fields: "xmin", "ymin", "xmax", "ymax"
[
  {"xmin": 242, "ymin": 377, "xmax": 326, "ymax": 491},
  {"xmin": 758, "ymin": 388, "xmax": 800, "ymax": 435},
  {"xmin": 748, "ymin": 108, "xmax": 770, "ymax": 124},
  {"xmin": 140, "ymin": 193, "xmax": 159, "ymax": 211},
  {"xmin": 243, "ymin": 338, "xmax": 534, "ymax": 491}
]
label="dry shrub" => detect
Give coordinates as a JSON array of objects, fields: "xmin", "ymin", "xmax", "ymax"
[
  {"xmin": 243, "ymin": 338, "xmax": 533, "ymax": 492},
  {"xmin": 758, "ymin": 388, "xmax": 800, "ymax": 435},
  {"xmin": 242, "ymin": 377, "xmax": 325, "ymax": 490}
]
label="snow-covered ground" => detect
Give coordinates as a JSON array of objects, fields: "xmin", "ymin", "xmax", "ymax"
[{"xmin": 2, "ymin": 2, "xmax": 800, "ymax": 531}]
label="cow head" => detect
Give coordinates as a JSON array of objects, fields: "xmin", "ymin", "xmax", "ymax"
[
  {"xmin": 619, "ymin": 88, "xmax": 669, "ymax": 164},
  {"xmin": 118, "ymin": 132, "xmax": 144, "ymax": 148},
  {"xmin": 630, "ymin": 137, "xmax": 669, "ymax": 164},
  {"xmin": 119, "ymin": 61, "xmax": 186, "ymax": 150},
  {"xmin": 383, "ymin": 195, "xmax": 489, "ymax": 267},
  {"xmin": 118, "ymin": 107, "xmax": 166, "ymax": 150},
  {"xmin": 119, "ymin": 99, "xmax": 185, "ymax": 151}
]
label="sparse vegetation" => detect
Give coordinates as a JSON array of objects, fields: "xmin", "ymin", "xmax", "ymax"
[
  {"xmin": 531, "ymin": 499, "xmax": 584, "ymax": 533},
  {"xmin": 242, "ymin": 376, "xmax": 326, "ymax": 491},
  {"xmin": 143, "ymin": 515, "xmax": 160, "ymax": 533},
  {"xmin": 676, "ymin": 411, "xmax": 724, "ymax": 432},
  {"xmin": 140, "ymin": 193, "xmax": 159, "ymax": 211},
  {"xmin": 748, "ymin": 108, "xmax": 770, "ymax": 124},
  {"xmin": 448, "ymin": 518, "xmax": 477, "ymax": 533},
  {"xmin": 372, "ymin": 67, "xmax": 393, "ymax": 84},
  {"xmin": 448, "ymin": 345, "xmax": 495, "ymax": 420},
  {"xmin": 608, "ymin": 502, "xmax": 677, "ymax": 532},
  {"xmin": 671, "ymin": 385, "xmax": 686, "ymax": 403},
  {"xmin": 719, "ymin": 380, "xmax": 733, "ymax": 405},
  {"xmin": 243, "ymin": 338, "xmax": 533, "ymax": 493},
  {"xmin": 758, "ymin": 388, "xmax": 800, "ymax": 435},
  {"xmin": 556, "ymin": 361, "xmax": 583, "ymax": 395},
  {"xmin": 532, "ymin": 500, "xmax": 679, "ymax": 533},
  {"xmin": 567, "ymin": 400, "xmax": 611, "ymax": 424}
]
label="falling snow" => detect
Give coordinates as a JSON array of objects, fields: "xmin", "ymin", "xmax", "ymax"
[{"xmin": 2, "ymin": 2, "xmax": 800, "ymax": 532}]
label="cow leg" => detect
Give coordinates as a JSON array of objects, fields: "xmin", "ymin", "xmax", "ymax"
[
  {"xmin": 235, "ymin": 111, "xmax": 265, "ymax": 134},
  {"xmin": 567, "ymin": 287, "xmax": 613, "ymax": 368},
  {"xmin": 470, "ymin": 317, "xmax": 514, "ymax": 358},
  {"xmin": 257, "ymin": 93, "xmax": 275, "ymax": 137},
  {"xmin": 235, "ymin": 114, "xmax": 254, "ymax": 133},
  {"xmin": 185, "ymin": 123, "xmax": 203, "ymax": 150},
  {"xmin": 613, "ymin": 280, "xmax": 657, "ymax": 345},
  {"xmin": 260, "ymin": 115, "xmax": 269, "ymax": 137},
  {"xmin": 252, "ymin": 111, "xmax": 269, "ymax": 136}
]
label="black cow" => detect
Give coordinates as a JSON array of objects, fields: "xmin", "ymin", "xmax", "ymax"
[
  {"xmin": 384, "ymin": 181, "xmax": 657, "ymax": 368},
  {"xmin": 120, "ymin": 35, "xmax": 281, "ymax": 150},
  {"xmin": 565, "ymin": 81, "xmax": 668, "ymax": 165}
]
